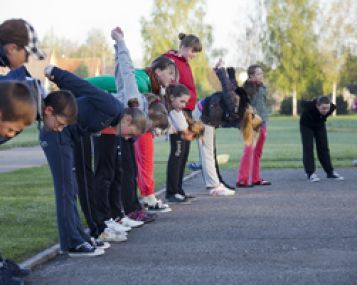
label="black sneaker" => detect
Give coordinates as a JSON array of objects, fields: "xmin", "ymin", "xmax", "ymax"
[
  {"xmin": 90, "ymin": 237, "xmax": 111, "ymax": 250},
  {"xmin": 68, "ymin": 242, "xmax": 105, "ymax": 257},
  {"xmin": 3, "ymin": 259, "xmax": 30, "ymax": 278},
  {"xmin": 0, "ymin": 265, "xmax": 24, "ymax": 285},
  {"xmin": 166, "ymin": 194, "xmax": 191, "ymax": 204},
  {"xmin": 327, "ymin": 171, "xmax": 344, "ymax": 181}
]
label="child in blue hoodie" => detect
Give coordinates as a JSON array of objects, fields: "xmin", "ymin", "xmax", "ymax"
[{"xmin": 40, "ymin": 66, "xmax": 149, "ymax": 257}]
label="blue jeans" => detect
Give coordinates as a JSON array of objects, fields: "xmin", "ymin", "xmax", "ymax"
[{"xmin": 40, "ymin": 126, "xmax": 90, "ymax": 251}]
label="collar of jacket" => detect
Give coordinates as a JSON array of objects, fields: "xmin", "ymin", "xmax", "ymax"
[
  {"xmin": 144, "ymin": 67, "xmax": 161, "ymax": 94},
  {"xmin": 166, "ymin": 50, "xmax": 187, "ymax": 62}
]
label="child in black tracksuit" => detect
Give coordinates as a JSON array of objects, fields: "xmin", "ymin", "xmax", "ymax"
[{"xmin": 300, "ymin": 96, "xmax": 344, "ymax": 182}]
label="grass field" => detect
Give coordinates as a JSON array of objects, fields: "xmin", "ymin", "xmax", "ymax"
[{"xmin": 1, "ymin": 115, "xmax": 357, "ymax": 261}]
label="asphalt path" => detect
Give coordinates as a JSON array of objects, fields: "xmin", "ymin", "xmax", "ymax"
[{"xmin": 22, "ymin": 167, "xmax": 357, "ymax": 285}]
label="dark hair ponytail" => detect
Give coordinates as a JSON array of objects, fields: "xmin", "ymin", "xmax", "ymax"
[{"xmin": 178, "ymin": 33, "xmax": 202, "ymax": 52}]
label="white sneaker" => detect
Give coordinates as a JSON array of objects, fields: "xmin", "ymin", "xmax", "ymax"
[
  {"xmin": 327, "ymin": 171, "xmax": 344, "ymax": 181},
  {"xmin": 209, "ymin": 185, "xmax": 236, "ymax": 196},
  {"xmin": 99, "ymin": 228, "xmax": 128, "ymax": 242},
  {"xmin": 118, "ymin": 216, "xmax": 144, "ymax": 228},
  {"xmin": 105, "ymin": 218, "xmax": 131, "ymax": 233},
  {"xmin": 146, "ymin": 198, "xmax": 172, "ymax": 213},
  {"xmin": 309, "ymin": 173, "xmax": 320, "ymax": 182}
]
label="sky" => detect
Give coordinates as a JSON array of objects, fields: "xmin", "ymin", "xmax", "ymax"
[{"xmin": 0, "ymin": 0, "xmax": 250, "ymax": 65}]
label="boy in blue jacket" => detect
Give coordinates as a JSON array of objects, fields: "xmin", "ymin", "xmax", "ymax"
[{"xmin": 41, "ymin": 66, "xmax": 149, "ymax": 257}]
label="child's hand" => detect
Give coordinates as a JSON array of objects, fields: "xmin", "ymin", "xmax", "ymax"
[
  {"xmin": 214, "ymin": 58, "xmax": 224, "ymax": 69},
  {"xmin": 111, "ymin": 27, "xmax": 124, "ymax": 41},
  {"xmin": 44, "ymin": 64, "xmax": 55, "ymax": 80}
]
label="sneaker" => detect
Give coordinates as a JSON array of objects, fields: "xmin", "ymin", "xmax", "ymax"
[
  {"xmin": 68, "ymin": 242, "xmax": 105, "ymax": 257},
  {"xmin": 99, "ymin": 228, "xmax": 128, "ymax": 243},
  {"xmin": 253, "ymin": 179, "xmax": 272, "ymax": 186},
  {"xmin": 188, "ymin": 162, "xmax": 202, "ymax": 171},
  {"xmin": 166, "ymin": 194, "xmax": 191, "ymax": 204},
  {"xmin": 105, "ymin": 218, "xmax": 131, "ymax": 233},
  {"xmin": 209, "ymin": 185, "xmax": 236, "ymax": 196},
  {"xmin": 127, "ymin": 209, "xmax": 158, "ymax": 223},
  {"xmin": 3, "ymin": 259, "xmax": 30, "ymax": 277},
  {"xmin": 184, "ymin": 193, "xmax": 197, "ymax": 200},
  {"xmin": 0, "ymin": 265, "xmax": 23, "ymax": 285},
  {"xmin": 327, "ymin": 171, "xmax": 344, "ymax": 181},
  {"xmin": 309, "ymin": 173, "xmax": 320, "ymax": 182},
  {"xmin": 116, "ymin": 216, "xmax": 144, "ymax": 228},
  {"xmin": 236, "ymin": 182, "xmax": 254, "ymax": 188},
  {"xmin": 146, "ymin": 199, "xmax": 172, "ymax": 213},
  {"xmin": 90, "ymin": 237, "xmax": 111, "ymax": 250}
]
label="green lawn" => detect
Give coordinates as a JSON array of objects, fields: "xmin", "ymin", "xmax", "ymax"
[{"xmin": 1, "ymin": 115, "xmax": 357, "ymax": 261}]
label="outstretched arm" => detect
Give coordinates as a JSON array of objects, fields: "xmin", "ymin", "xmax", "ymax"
[
  {"xmin": 214, "ymin": 60, "xmax": 239, "ymax": 117},
  {"xmin": 46, "ymin": 66, "xmax": 121, "ymax": 118},
  {"xmin": 112, "ymin": 27, "xmax": 144, "ymax": 110}
]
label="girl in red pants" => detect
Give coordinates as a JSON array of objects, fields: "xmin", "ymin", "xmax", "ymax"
[{"xmin": 237, "ymin": 64, "xmax": 271, "ymax": 188}]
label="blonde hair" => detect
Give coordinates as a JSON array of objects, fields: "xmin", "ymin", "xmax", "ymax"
[
  {"xmin": 241, "ymin": 106, "xmax": 262, "ymax": 145},
  {"xmin": 186, "ymin": 117, "xmax": 205, "ymax": 139}
]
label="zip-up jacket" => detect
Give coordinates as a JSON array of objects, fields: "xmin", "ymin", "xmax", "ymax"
[
  {"xmin": 300, "ymin": 99, "xmax": 336, "ymax": 129},
  {"xmin": 50, "ymin": 67, "xmax": 123, "ymax": 133},
  {"xmin": 164, "ymin": 50, "xmax": 197, "ymax": 111}
]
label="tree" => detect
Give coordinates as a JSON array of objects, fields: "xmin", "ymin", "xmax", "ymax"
[
  {"xmin": 340, "ymin": 52, "xmax": 357, "ymax": 90},
  {"xmin": 72, "ymin": 29, "xmax": 114, "ymax": 68},
  {"xmin": 41, "ymin": 29, "xmax": 79, "ymax": 57},
  {"xmin": 264, "ymin": 0, "xmax": 322, "ymax": 116},
  {"xmin": 316, "ymin": 0, "xmax": 356, "ymax": 113},
  {"xmin": 141, "ymin": 0, "xmax": 215, "ymax": 97},
  {"xmin": 73, "ymin": 63, "xmax": 89, "ymax": 78}
]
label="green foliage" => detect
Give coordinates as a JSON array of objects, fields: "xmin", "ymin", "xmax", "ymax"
[
  {"xmin": 73, "ymin": 63, "xmax": 89, "ymax": 78},
  {"xmin": 279, "ymin": 97, "xmax": 302, "ymax": 115},
  {"xmin": 264, "ymin": 0, "xmax": 322, "ymax": 99},
  {"xmin": 140, "ymin": 0, "xmax": 215, "ymax": 97},
  {"xmin": 317, "ymin": 0, "xmax": 355, "ymax": 94},
  {"xmin": 339, "ymin": 52, "xmax": 357, "ymax": 89}
]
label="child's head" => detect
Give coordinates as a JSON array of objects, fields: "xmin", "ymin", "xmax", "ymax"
[
  {"xmin": 151, "ymin": 55, "xmax": 178, "ymax": 87},
  {"xmin": 316, "ymin": 96, "xmax": 331, "ymax": 115},
  {"xmin": 145, "ymin": 93, "xmax": 169, "ymax": 131},
  {"xmin": 117, "ymin": 107, "xmax": 151, "ymax": 140},
  {"xmin": 42, "ymin": 90, "xmax": 77, "ymax": 132},
  {"xmin": 0, "ymin": 81, "xmax": 36, "ymax": 138},
  {"xmin": 165, "ymin": 84, "xmax": 190, "ymax": 111},
  {"xmin": 178, "ymin": 33, "xmax": 202, "ymax": 61},
  {"xmin": 247, "ymin": 64, "xmax": 264, "ymax": 83},
  {"xmin": 0, "ymin": 19, "xmax": 45, "ymax": 69}
]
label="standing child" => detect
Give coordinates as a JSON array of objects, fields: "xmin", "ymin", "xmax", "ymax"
[
  {"xmin": 300, "ymin": 96, "xmax": 344, "ymax": 182},
  {"xmin": 237, "ymin": 64, "xmax": 271, "ymax": 188},
  {"xmin": 163, "ymin": 33, "xmax": 202, "ymax": 199},
  {"xmin": 165, "ymin": 84, "xmax": 204, "ymax": 203}
]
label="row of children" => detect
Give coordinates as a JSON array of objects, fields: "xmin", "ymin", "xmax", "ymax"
[{"xmin": 6, "ymin": 14, "xmax": 344, "ymax": 285}]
